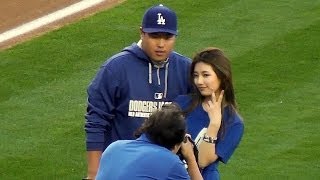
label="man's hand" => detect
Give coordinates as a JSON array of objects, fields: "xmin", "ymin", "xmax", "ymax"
[{"xmin": 86, "ymin": 151, "xmax": 102, "ymax": 179}]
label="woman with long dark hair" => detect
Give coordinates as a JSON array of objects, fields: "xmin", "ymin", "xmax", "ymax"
[{"xmin": 175, "ymin": 47, "xmax": 244, "ymax": 180}]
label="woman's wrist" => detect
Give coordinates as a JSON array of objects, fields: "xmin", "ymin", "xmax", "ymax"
[
  {"xmin": 207, "ymin": 124, "xmax": 219, "ymax": 135},
  {"xmin": 203, "ymin": 133, "xmax": 217, "ymax": 144}
]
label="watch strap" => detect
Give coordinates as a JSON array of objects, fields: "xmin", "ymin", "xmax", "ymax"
[{"xmin": 202, "ymin": 134, "xmax": 217, "ymax": 144}]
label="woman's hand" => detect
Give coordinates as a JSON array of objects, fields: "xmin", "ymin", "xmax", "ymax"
[{"xmin": 203, "ymin": 90, "xmax": 224, "ymax": 130}]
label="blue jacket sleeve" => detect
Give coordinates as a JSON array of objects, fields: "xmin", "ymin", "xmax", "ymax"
[
  {"xmin": 216, "ymin": 118, "xmax": 244, "ymax": 164},
  {"xmin": 85, "ymin": 65, "xmax": 119, "ymax": 151}
]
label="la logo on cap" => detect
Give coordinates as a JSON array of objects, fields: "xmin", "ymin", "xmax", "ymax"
[
  {"xmin": 157, "ymin": 4, "xmax": 165, "ymax": 25},
  {"xmin": 157, "ymin": 13, "xmax": 165, "ymax": 25}
]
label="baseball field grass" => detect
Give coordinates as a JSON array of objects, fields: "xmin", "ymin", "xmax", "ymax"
[{"xmin": 1, "ymin": 0, "xmax": 320, "ymax": 179}]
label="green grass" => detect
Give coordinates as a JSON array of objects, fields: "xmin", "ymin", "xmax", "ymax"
[{"xmin": 1, "ymin": 0, "xmax": 320, "ymax": 179}]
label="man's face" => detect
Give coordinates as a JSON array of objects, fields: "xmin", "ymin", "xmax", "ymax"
[{"xmin": 140, "ymin": 30, "xmax": 176, "ymax": 62}]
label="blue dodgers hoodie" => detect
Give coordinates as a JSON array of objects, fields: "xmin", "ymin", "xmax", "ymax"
[{"xmin": 85, "ymin": 42, "xmax": 191, "ymax": 151}]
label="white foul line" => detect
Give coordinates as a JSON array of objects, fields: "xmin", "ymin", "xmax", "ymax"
[{"xmin": 0, "ymin": 0, "xmax": 105, "ymax": 44}]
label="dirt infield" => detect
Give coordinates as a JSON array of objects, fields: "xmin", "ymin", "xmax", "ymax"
[{"xmin": 0, "ymin": 0, "xmax": 125, "ymax": 50}]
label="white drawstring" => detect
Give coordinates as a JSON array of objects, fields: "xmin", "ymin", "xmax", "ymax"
[
  {"xmin": 148, "ymin": 58, "xmax": 169, "ymax": 99},
  {"xmin": 157, "ymin": 67, "xmax": 160, "ymax": 85},
  {"xmin": 148, "ymin": 63, "xmax": 152, "ymax": 84},
  {"xmin": 164, "ymin": 62, "xmax": 169, "ymax": 98}
]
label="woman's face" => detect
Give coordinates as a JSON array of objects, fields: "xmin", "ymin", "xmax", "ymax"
[{"xmin": 193, "ymin": 62, "xmax": 221, "ymax": 97}]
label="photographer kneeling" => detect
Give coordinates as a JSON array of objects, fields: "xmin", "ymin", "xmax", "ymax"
[{"xmin": 95, "ymin": 104, "xmax": 203, "ymax": 180}]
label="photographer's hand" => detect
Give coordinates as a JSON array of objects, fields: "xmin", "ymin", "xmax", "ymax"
[
  {"xmin": 181, "ymin": 136, "xmax": 203, "ymax": 180},
  {"xmin": 180, "ymin": 136, "xmax": 195, "ymax": 162}
]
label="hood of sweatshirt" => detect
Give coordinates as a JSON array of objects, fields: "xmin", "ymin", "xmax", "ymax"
[{"xmin": 122, "ymin": 42, "xmax": 173, "ymax": 98}]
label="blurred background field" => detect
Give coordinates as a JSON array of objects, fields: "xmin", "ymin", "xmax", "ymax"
[{"xmin": 0, "ymin": 0, "xmax": 319, "ymax": 179}]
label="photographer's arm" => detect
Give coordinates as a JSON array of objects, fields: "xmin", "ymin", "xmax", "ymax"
[{"xmin": 185, "ymin": 156, "xmax": 203, "ymax": 180}]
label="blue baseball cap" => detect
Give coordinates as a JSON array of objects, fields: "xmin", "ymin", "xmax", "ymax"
[{"xmin": 142, "ymin": 4, "xmax": 178, "ymax": 35}]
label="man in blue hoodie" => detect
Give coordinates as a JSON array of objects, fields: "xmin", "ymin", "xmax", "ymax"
[{"xmin": 84, "ymin": 4, "xmax": 191, "ymax": 179}]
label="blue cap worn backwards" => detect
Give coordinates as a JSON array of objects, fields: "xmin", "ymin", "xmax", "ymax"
[{"xmin": 142, "ymin": 4, "xmax": 178, "ymax": 35}]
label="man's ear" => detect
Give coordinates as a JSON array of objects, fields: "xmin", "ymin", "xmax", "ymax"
[{"xmin": 139, "ymin": 27, "xmax": 144, "ymax": 39}]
